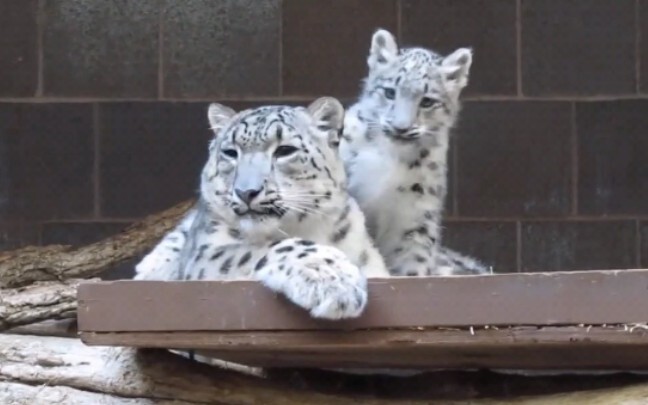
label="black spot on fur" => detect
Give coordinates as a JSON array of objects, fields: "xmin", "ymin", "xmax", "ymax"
[
  {"xmin": 406, "ymin": 271, "xmax": 418, "ymax": 277},
  {"xmin": 198, "ymin": 268, "xmax": 206, "ymax": 279},
  {"xmin": 170, "ymin": 247, "xmax": 180, "ymax": 252},
  {"xmin": 411, "ymin": 183, "xmax": 424, "ymax": 194},
  {"xmin": 275, "ymin": 245, "xmax": 294, "ymax": 253},
  {"xmin": 427, "ymin": 162, "xmax": 439, "ymax": 171},
  {"xmin": 420, "ymin": 149, "xmax": 430, "ymax": 159},
  {"xmin": 255, "ymin": 255, "xmax": 268, "ymax": 271},
  {"xmin": 337, "ymin": 202, "xmax": 351, "ymax": 223},
  {"xmin": 297, "ymin": 240, "xmax": 315, "ymax": 246},
  {"xmin": 195, "ymin": 244, "xmax": 209, "ymax": 262},
  {"xmin": 270, "ymin": 240, "xmax": 282, "ymax": 248},
  {"xmin": 424, "ymin": 210, "xmax": 435, "ymax": 220},
  {"xmin": 359, "ymin": 250, "xmax": 369, "ymax": 266},
  {"xmin": 220, "ymin": 257, "xmax": 233, "ymax": 274},
  {"xmin": 297, "ymin": 252, "xmax": 308, "ymax": 259},
  {"xmin": 331, "ymin": 223, "xmax": 351, "ymax": 243},
  {"xmin": 415, "ymin": 255, "xmax": 427, "ymax": 263},
  {"xmin": 325, "ymin": 258, "xmax": 334, "ymax": 265},
  {"xmin": 210, "ymin": 250, "xmax": 225, "ymax": 261},
  {"xmin": 408, "ymin": 160, "xmax": 421, "ymax": 169},
  {"xmin": 228, "ymin": 228, "xmax": 241, "ymax": 239},
  {"xmin": 305, "ymin": 247, "xmax": 317, "ymax": 253},
  {"xmin": 238, "ymin": 251, "xmax": 252, "ymax": 266},
  {"xmin": 310, "ymin": 157, "xmax": 321, "ymax": 171}
]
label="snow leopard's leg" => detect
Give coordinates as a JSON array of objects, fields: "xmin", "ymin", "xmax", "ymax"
[
  {"xmin": 186, "ymin": 237, "xmax": 368, "ymax": 320},
  {"xmin": 254, "ymin": 238, "xmax": 368, "ymax": 320},
  {"xmin": 134, "ymin": 208, "xmax": 197, "ymax": 281},
  {"xmin": 436, "ymin": 246, "xmax": 490, "ymax": 275}
]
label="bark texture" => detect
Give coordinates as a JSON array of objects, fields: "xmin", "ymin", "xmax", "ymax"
[{"xmin": 0, "ymin": 279, "xmax": 94, "ymax": 331}]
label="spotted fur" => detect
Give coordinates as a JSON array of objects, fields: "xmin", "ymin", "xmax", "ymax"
[
  {"xmin": 135, "ymin": 97, "xmax": 388, "ymax": 320},
  {"xmin": 340, "ymin": 29, "xmax": 489, "ymax": 276}
]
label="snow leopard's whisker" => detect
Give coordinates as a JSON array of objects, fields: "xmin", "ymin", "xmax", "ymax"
[{"xmin": 280, "ymin": 203, "xmax": 333, "ymax": 219}]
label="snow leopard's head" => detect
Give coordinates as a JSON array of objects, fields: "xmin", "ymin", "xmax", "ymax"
[
  {"xmin": 360, "ymin": 28, "xmax": 472, "ymax": 143},
  {"xmin": 200, "ymin": 98, "xmax": 346, "ymax": 235}
]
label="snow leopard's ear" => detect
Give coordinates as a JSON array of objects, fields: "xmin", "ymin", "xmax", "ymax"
[
  {"xmin": 440, "ymin": 47, "xmax": 473, "ymax": 93},
  {"xmin": 307, "ymin": 97, "xmax": 345, "ymax": 148},
  {"xmin": 368, "ymin": 28, "xmax": 398, "ymax": 71},
  {"xmin": 207, "ymin": 103, "xmax": 236, "ymax": 137}
]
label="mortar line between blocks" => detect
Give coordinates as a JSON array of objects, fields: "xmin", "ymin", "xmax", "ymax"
[
  {"xmin": 516, "ymin": 221, "xmax": 522, "ymax": 272},
  {"xmin": 158, "ymin": 6, "xmax": 165, "ymax": 99},
  {"xmin": 396, "ymin": 0, "xmax": 403, "ymax": 40},
  {"xmin": 36, "ymin": 0, "xmax": 45, "ymax": 97},
  {"xmin": 277, "ymin": 0, "xmax": 284, "ymax": 97},
  {"xmin": 516, "ymin": 0, "xmax": 523, "ymax": 97},
  {"xmin": 637, "ymin": 0, "xmax": 642, "ymax": 94},
  {"xmin": 570, "ymin": 102, "xmax": 578, "ymax": 216},
  {"xmin": 92, "ymin": 104, "xmax": 101, "ymax": 218},
  {"xmin": 636, "ymin": 220, "xmax": 643, "ymax": 268}
]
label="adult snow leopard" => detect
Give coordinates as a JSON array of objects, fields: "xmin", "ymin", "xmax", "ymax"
[
  {"xmin": 135, "ymin": 97, "xmax": 388, "ymax": 320},
  {"xmin": 340, "ymin": 28, "xmax": 488, "ymax": 276}
]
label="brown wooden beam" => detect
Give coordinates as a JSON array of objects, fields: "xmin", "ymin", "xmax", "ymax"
[
  {"xmin": 78, "ymin": 269, "xmax": 648, "ymax": 332},
  {"xmin": 80, "ymin": 326, "xmax": 648, "ymax": 370}
]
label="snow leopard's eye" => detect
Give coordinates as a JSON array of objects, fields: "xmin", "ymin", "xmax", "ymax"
[
  {"xmin": 420, "ymin": 97, "xmax": 438, "ymax": 109},
  {"xmin": 221, "ymin": 148, "xmax": 238, "ymax": 159},
  {"xmin": 274, "ymin": 145, "xmax": 299, "ymax": 158},
  {"xmin": 383, "ymin": 87, "xmax": 396, "ymax": 100}
]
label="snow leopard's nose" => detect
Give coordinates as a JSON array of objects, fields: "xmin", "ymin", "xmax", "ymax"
[
  {"xmin": 392, "ymin": 125, "xmax": 410, "ymax": 136},
  {"xmin": 235, "ymin": 187, "xmax": 263, "ymax": 205}
]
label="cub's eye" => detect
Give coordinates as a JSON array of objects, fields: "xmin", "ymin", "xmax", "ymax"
[
  {"xmin": 274, "ymin": 145, "xmax": 299, "ymax": 158},
  {"xmin": 221, "ymin": 148, "xmax": 238, "ymax": 159},
  {"xmin": 420, "ymin": 97, "xmax": 438, "ymax": 108},
  {"xmin": 383, "ymin": 87, "xmax": 396, "ymax": 100}
]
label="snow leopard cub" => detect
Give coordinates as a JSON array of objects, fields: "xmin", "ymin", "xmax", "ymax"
[
  {"xmin": 340, "ymin": 28, "xmax": 488, "ymax": 277},
  {"xmin": 135, "ymin": 97, "xmax": 388, "ymax": 320}
]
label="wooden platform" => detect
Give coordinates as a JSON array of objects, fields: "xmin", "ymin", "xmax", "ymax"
[{"xmin": 77, "ymin": 269, "xmax": 648, "ymax": 370}]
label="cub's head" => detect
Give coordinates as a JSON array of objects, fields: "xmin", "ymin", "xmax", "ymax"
[
  {"xmin": 361, "ymin": 28, "xmax": 472, "ymax": 142},
  {"xmin": 201, "ymin": 97, "xmax": 346, "ymax": 234}
]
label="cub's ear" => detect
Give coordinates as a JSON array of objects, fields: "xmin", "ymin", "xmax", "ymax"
[
  {"xmin": 207, "ymin": 103, "xmax": 236, "ymax": 136},
  {"xmin": 307, "ymin": 96, "xmax": 345, "ymax": 148},
  {"xmin": 440, "ymin": 47, "xmax": 473, "ymax": 93},
  {"xmin": 368, "ymin": 28, "xmax": 398, "ymax": 71}
]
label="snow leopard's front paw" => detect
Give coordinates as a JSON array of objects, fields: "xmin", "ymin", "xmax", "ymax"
[{"xmin": 254, "ymin": 239, "xmax": 368, "ymax": 320}]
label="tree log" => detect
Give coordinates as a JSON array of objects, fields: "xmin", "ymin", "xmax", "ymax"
[
  {"xmin": 0, "ymin": 200, "xmax": 194, "ymax": 289},
  {"xmin": 4, "ymin": 318, "xmax": 78, "ymax": 338},
  {"xmin": 2, "ymin": 334, "xmax": 648, "ymax": 404},
  {"xmin": 0, "ymin": 279, "xmax": 93, "ymax": 331}
]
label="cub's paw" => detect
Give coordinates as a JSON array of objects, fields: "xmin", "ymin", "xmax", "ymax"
[{"xmin": 254, "ymin": 239, "xmax": 368, "ymax": 320}]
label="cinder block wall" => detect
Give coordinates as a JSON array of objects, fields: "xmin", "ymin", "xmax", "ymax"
[{"xmin": 1, "ymin": 0, "xmax": 647, "ymax": 278}]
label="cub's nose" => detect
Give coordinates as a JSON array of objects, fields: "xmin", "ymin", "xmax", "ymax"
[{"xmin": 235, "ymin": 187, "xmax": 263, "ymax": 205}]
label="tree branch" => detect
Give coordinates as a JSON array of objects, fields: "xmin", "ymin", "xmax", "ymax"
[{"xmin": 0, "ymin": 200, "xmax": 194, "ymax": 289}]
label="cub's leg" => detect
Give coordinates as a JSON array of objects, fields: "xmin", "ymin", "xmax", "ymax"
[{"xmin": 436, "ymin": 246, "xmax": 490, "ymax": 275}]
